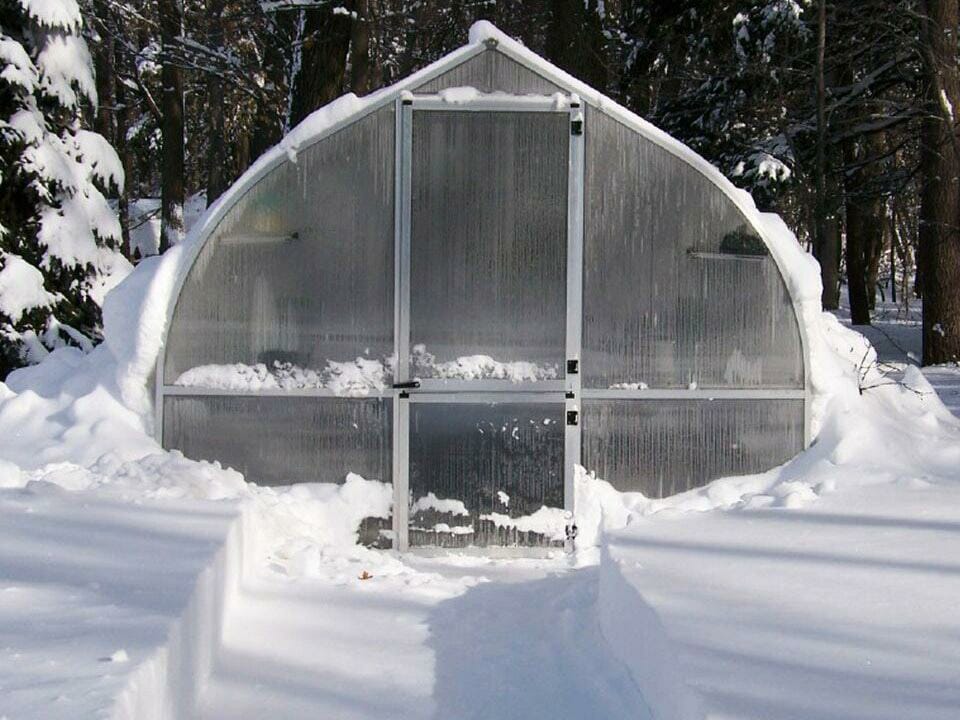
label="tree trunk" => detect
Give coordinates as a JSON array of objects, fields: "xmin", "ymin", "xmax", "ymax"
[
  {"xmin": 865, "ymin": 217, "xmax": 885, "ymax": 311},
  {"xmin": 919, "ymin": 0, "xmax": 960, "ymax": 364},
  {"xmin": 844, "ymin": 191, "xmax": 872, "ymax": 325},
  {"xmin": 289, "ymin": 2, "xmax": 354, "ymax": 127},
  {"xmin": 844, "ymin": 194, "xmax": 886, "ymax": 324},
  {"xmin": 843, "ymin": 131, "xmax": 887, "ymax": 324},
  {"xmin": 92, "ymin": 0, "xmax": 115, "ymax": 143},
  {"xmin": 889, "ymin": 217, "xmax": 897, "ymax": 305},
  {"xmin": 813, "ymin": 0, "xmax": 840, "ymax": 309},
  {"xmin": 350, "ymin": 0, "xmax": 372, "ymax": 95},
  {"xmin": 114, "ymin": 38, "xmax": 135, "ymax": 259},
  {"xmin": 158, "ymin": 0, "xmax": 185, "ymax": 253},
  {"xmin": 863, "ymin": 133, "xmax": 887, "ymax": 311},
  {"xmin": 205, "ymin": 0, "xmax": 228, "ymax": 206},
  {"xmin": 247, "ymin": 9, "xmax": 294, "ymax": 168},
  {"xmin": 545, "ymin": 0, "xmax": 607, "ymax": 90}
]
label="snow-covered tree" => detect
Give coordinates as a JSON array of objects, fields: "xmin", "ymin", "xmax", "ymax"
[{"xmin": 0, "ymin": 0, "xmax": 129, "ymax": 376}]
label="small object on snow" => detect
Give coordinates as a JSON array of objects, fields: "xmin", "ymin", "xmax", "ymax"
[
  {"xmin": 104, "ymin": 649, "xmax": 129, "ymax": 663},
  {"xmin": 358, "ymin": 570, "xmax": 373, "ymax": 581}
]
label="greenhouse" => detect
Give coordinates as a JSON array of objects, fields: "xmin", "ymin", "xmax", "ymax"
[{"xmin": 157, "ymin": 24, "xmax": 809, "ymax": 550}]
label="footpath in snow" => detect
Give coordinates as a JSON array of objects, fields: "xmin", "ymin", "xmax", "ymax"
[{"xmin": 195, "ymin": 554, "xmax": 649, "ymax": 720}]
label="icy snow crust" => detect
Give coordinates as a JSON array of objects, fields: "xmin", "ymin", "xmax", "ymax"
[{"xmin": 1, "ymin": 21, "xmax": 959, "ymax": 720}]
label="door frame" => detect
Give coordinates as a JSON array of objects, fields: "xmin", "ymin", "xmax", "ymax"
[{"xmin": 391, "ymin": 92, "xmax": 585, "ymax": 551}]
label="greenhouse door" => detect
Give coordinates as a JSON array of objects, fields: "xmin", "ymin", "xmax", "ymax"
[{"xmin": 392, "ymin": 94, "xmax": 584, "ymax": 550}]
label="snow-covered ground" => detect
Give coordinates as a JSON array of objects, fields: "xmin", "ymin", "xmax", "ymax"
[
  {"xmin": 0, "ymin": 487, "xmax": 240, "ymax": 719},
  {"xmin": 2, "ymin": 70, "xmax": 959, "ymax": 717},
  {"xmin": 605, "ymin": 481, "xmax": 960, "ymax": 720},
  {"xmin": 3, "ymin": 299, "xmax": 957, "ymax": 719}
]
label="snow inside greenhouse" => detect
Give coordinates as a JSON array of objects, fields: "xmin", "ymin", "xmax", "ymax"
[{"xmin": 158, "ymin": 23, "xmax": 812, "ymax": 551}]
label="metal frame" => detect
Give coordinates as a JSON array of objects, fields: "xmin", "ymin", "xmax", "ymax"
[
  {"xmin": 581, "ymin": 388, "xmax": 806, "ymax": 400},
  {"xmin": 565, "ymin": 100, "xmax": 585, "ymax": 528},
  {"xmin": 155, "ymin": 39, "xmax": 814, "ymax": 443},
  {"xmin": 407, "ymin": 392, "xmax": 568, "ymax": 404},
  {"xmin": 404, "ymin": 93, "xmax": 575, "ymax": 112},
  {"xmin": 391, "ymin": 93, "xmax": 583, "ymax": 551},
  {"xmin": 393, "ymin": 97, "xmax": 412, "ymax": 550},
  {"xmin": 153, "ymin": 34, "xmax": 815, "ymax": 554},
  {"xmin": 411, "ymin": 379, "xmax": 567, "ymax": 393}
]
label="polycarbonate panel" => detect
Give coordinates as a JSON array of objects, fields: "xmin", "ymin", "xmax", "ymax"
[
  {"xmin": 410, "ymin": 111, "xmax": 568, "ymax": 378},
  {"xmin": 409, "ymin": 402, "xmax": 565, "ymax": 547},
  {"xmin": 583, "ymin": 108, "xmax": 804, "ymax": 389},
  {"xmin": 164, "ymin": 106, "xmax": 395, "ymax": 386},
  {"xmin": 414, "ymin": 49, "xmax": 563, "ymax": 94},
  {"xmin": 163, "ymin": 395, "xmax": 392, "ymax": 485},
  {"xmin": 582, "ymin": 398, "xmax": 804, "ymax": 498}
]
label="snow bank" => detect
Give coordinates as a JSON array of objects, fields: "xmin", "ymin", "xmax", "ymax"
[
  {"xmin": 0, "ymin": 484, "xmax": 240, "ymax": 720},
  {"xmin": 572, "ymin": 323, "xmax": 960, "ymax": 526},
  {"xmin": 7, "ymin": 452, "xmax": 394, "ymax": 554},
  {"xmin": 629, "ymin": 321, "xmax": 960, "ymax": 518},
  {"xmin": 1, "ymin": 451, "xmax": 399, "ymax": 720},
  {"xmin": 597, "ymin": 545, "xmax": 702, "ymax": 720},
  {"xmin": 109, "ymin": 501, "xmax": 253, "ymax": 720},
  {"xmin": 600, "ymin": 479, "xmax": 960, "ymax": 720}
]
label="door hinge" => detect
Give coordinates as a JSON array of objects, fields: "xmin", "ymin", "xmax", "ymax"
[
  {"xmin": 566, "ymin": 409, "xmax": 579, "ymax": 426},
  {"xmin": 571, "ymin": 119, "xmax": 583, "ymax": 136},
  {"xmin": 566, "ymin": 359, "xmax": 579, "ymax": 374}
]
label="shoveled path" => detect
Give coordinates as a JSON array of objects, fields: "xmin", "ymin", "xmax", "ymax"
[{"xmin": 194, "ymin": 554, "xmax": 649, "ymax": 720}]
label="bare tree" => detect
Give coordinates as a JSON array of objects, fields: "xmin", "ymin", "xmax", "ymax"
[
  {"xmin": 205, "ymin": 0, "xmax": 228, "ymax": 205},
  {"xmin": 919, "ymin": 0, "xmax": 960, "ymax": 364},
  {"xmin": 813, "ymin": 0, "xmax": 840, "ymax": 309},
  {"xmin": 289, "ymin": 1, "xmax": 354, "ymax": 126},
  {"xmin": 159, "ymin": 0, "xmax": 185, "ymax": 252},
  {"xmin": 350, "ymin": 0, "xmax": 372, "ymax": 95}
]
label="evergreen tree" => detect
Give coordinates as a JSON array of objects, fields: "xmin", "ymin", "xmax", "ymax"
[{"xmin": 0, "ymin": 0, "xmax": 128, "ymax": 377}]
